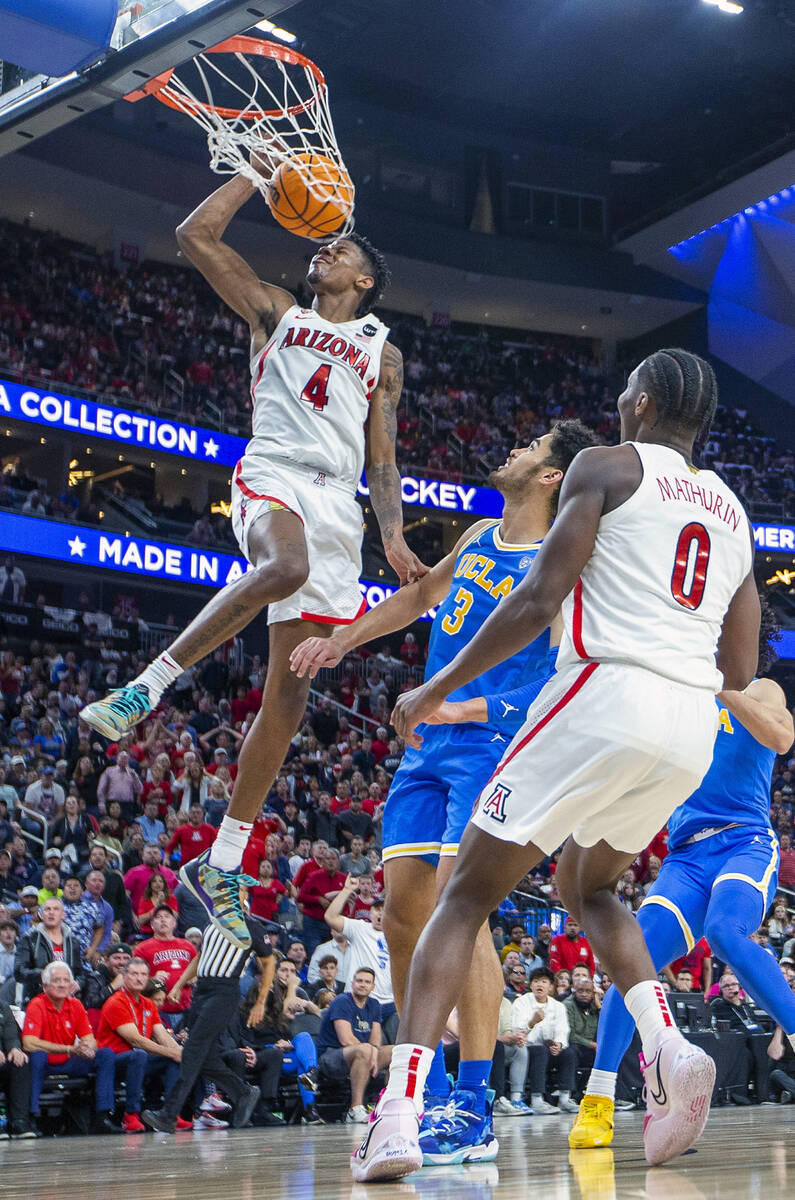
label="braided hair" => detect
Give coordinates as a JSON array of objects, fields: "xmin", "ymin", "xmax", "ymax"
[
  {"xmin": 346, "ymin": 232, "xmax": 391, "ymax": 317},
  {"xmin": 638, "ymin": 348, "xmax": 718, "ymax": 440},
  {"xmin": 757, "ymin": 593, "xmax": 781, "ymax": 677}
]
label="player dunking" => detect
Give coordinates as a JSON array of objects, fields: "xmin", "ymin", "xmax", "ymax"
[
  {"xmin": 570, "ymin": 599, "xmax": 794, "ymax": 1149},
  {"xmin": 82, "ymin": 166, "xmax": 425, "ymax": 946},
  {"xmin": 291, "ymin": 421, "xmax": 597, "ymax": 1165},
  {"xmin": 350, "ymin": 348, "xmax": 761, "ymax": 1182}
]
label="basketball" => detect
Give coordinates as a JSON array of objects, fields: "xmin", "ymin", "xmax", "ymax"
[{"xmin": 266, "ymin": 151, "xmax": 355, "ymax": 239}]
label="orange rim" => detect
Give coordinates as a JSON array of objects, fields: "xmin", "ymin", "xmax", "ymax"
[{"xmin": 124, "ymin": 35, "xmax": 326, "ymax": 120}]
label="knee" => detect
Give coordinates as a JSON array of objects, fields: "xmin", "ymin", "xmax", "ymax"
[{"xmin": 251, "ymin": 554, "xmax": 308, "ymax": 603}]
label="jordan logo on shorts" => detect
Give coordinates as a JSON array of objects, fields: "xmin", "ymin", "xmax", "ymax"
[
  {"xmin": 482, "ymin": 782, "xmax": 511, "ymax": 824},
  {"xmin": 314, "ymin": 472, "xmax": 326, "ymax": 487}
]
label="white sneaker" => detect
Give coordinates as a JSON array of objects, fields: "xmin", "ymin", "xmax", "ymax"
[
  {"xmin": 493, "ymin": 1096, "xmax": 517, "ymax": 1116},
  {"xmin": 558, "ymin": 1097, "xmax": 580, "ymax": 1114},
  {"xmin": 641, "ymin": 1029, "xmax": 715, "ymax": 1165},
  {"xmin": 200, "ymin": 1092, "xmax": 232, "ymax": 1114},
  {"xmin": 347, "ymin": 1105, "xmax": 369, "ymax": 1124},
  {"xmin": 531, "ymin": 1098, "xmax": 561, "ymax": 1115},
  {"xmin": 193, "ymin": 1113, "xmax": 229, "ymax": 1130},
  {"xmin": 350, "ymin": 1098, "xmax": 422, "ymax": 1183}
]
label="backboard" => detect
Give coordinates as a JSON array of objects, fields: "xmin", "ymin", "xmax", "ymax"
[{"xmin": 0, "ymin": 0, "xmax": 299, "ymax": 159}]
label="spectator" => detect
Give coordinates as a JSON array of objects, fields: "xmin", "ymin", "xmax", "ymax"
[
  {"xmin": 15, "ymin": 896, "xmax": 83, "ymax": 1001},
  {"xmin": 9, "ymin": 886, "xmax": 40, "ymax": 937},
  {"xmin": 563, "ymin": 974, "xmax": 601, "ymax": 1082},
  {"xmin": 307, "ymin": 930, "xmax": 349, "ymax": 986},
  {"xmin": 339, "ymin": 836, "xmax": 371, "ymax": 878},
  {"xmin": 324, "ymin": 880, "xmax": 394, "ymax": 1019},
  {"xmin": 0, "ymin": 555, "xmax": 25, "ymax": 604},
  {"xmin": 707, "ymin": 971, "xmax": 772, "ymax": 1102},
  {"xmin": 123, "ymin": 843, "xmax": 178, "ymax": 910},
  {"xmin": 78, "ymin": 843, "xmax": 130, "ymax": 930},
  {"xmin": 135, "ymin": 906, "xmax": 197, "ymax": 1028},
  {"xmin": 554, "ymin": 969, "xmax": 573, "ymax": 999},
  {"xmin": 95, "ymin": 957, "xmax": 182, "ymax": 1133},
  {"xmin": 519, "ymin": 934, "xmax": 543, "ymax": 978},
  {"xmin": 548, "ymin": 918, "xmax": 596, "ymax": 976},
  {"xmin": 0, "ymin": 918, "xmax": 18, "ymax": 999},
  {"xmin": 286, "ymin": 941, "xmax": 309, "ymax": 985},
  {"xmin": 80, "ymin": 870, "xmax": 114, "ymax": 966},
  {"xmin": 316, "ymin": 967, "xmax": 392, "ymax": 1123},
  {"xmin": 164, "ymin": 802, "xmax": 216, "ymax": 867},
  {"xmin": 500, "ymin": 924, "xmax": 528, "ymax": 964},
  {"xmin": 768, "ymin": 1024, "xmax": 795, "ymax": 1101},
  {"xmin": 306, "ymin": 954, "xmax": 344, "ymax": 1002},
  {"xmin": 296, "ymin": 848, "xmax": 346, "ymax": 956},
  {"xmin": 82, "ymin": 942, "xmax": 133, "ymax": 1013},
  {"xmin": 511, "ymin": 967, "xmax": 577, "ymax": 1114},
  {"xmin": 22, "ymin": 962, "xmax": 118, "ymax": 1134},
  {"xmin": 23, "ymin": 766, "xmax": 64, "ymax": 826},
  {"xmin": 36, "ymin": 865, "xmax": 63, "ymax": 907},
  {"xmin": 666, "ymin": 937, "xmax": 713, "ymax": 997},
  {"xmin": 674, "ymin": 968, "xmax": 695, "ymax": 993},
  {"xmin": 138, "ymin": 797, "xmax": 166, "ymax": 845},
  {"xmin": 50, "ymin": 795, "xmax": 96, "ymax": 866},
  {"xmin": 534, "ymin": 923, "xmax": 553, "ymax": 965},
  {"xmin": 779, "ymin": 834, "xmax": 795, "ymax": 890},
  {"xmin": 134, "ymin": 871, "xmax": 179, "ymax": 935},
  {"xmin": 336, "ymin": 795, "xmax": 376, "ymax": 849},
  {"xmin": 248, "ymin": 858, "xmax": 292, "ymax": 924},
  {"xmin": 0, "ymin": 994, "xmax": 33, "ymax": 1137},
  {"xmin": 97, "ymin": 751, "xmax": 142, "ymax": 825},
  {"xmin": 306, "ymin": 794, "xmax": 338, "ymax": 847},
  {"xmin": 9, "ymin": 836, "xmax": 38, "ymax": 888}
]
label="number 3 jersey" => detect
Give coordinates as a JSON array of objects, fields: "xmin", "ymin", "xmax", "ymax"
[
  {"xmin": 247, "ymin": 304, "xmax": 390, "ymax": 492},
  {"xmin": 556, "ymin": 442, "xmax": 753, "ymax": 691}
]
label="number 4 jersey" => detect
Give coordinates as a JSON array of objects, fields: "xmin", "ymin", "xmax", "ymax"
[
  {"xmin": 556, "ymin": 442, "xmax": 753, "ymax": 691},
  {"xmin": 248, "ymin": 304, "xmax": 390, "ymax": 492}
]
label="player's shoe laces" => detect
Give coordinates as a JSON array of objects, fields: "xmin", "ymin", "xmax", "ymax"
[
  {"xmin": 350, "ymin": 1098, "xmax": 422, "ymax": 1183},
  {"xmin": 82, "ymin": 684, "xmax": 153, "ymax": 739},
  {"xmin": 568, "ymin": 1095, "xmax": 615, "ymax": 1149},
  {"xmin": 179, "ymin": 850, "xmax": 258, "ymax": 949},
  {"xmin": 418, "ymin": 1088, "xmax": 499, "ymax": 1166},
  {"xmin": 418, "ymin": 1091, "xmax": 455, "ymax": 1133},
  {"xmin": 640, "ymin": 1029, "xmax": 715, "ymax": 1165}
]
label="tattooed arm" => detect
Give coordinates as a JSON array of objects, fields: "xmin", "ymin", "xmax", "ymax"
[{"xmin": 365, "ymin": 341, "xmax": 428, "ymax": 585}]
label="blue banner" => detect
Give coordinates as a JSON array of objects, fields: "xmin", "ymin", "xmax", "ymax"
[
  {"xmin": 0, "ymin": 512, "xmax": 436, "ymax": 619},
  {"xmin": 0, "ymin": 377, "xmax": 500, "ymax": 518}
]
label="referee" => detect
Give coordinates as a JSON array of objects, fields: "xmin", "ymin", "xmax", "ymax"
[{"xmin": 142, "ymin": 907, "xmax": 274, "ymax": 1133}]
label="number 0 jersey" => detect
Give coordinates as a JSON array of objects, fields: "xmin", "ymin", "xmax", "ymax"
[
  {"xmin": 426, "ymin": 520, "xmax": 552, "ymax": 713},
  {"xmin": 556, "ymin": 442, "xmax": 752, "ymax": 691},
  {"xmin": 247, "ymin": 304, "xmax": 390, "ymax": 492}
]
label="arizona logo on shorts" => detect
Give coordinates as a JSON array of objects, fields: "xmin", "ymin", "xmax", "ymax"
[
  {"xmin": 240, "ymin": 499, "xmax": 247, "ymax": 526},
  {"xmin": 314, "ymin": 472, "xmax": 326, "ymax": 487},
  {"xmin": 481, "ymin": 782, "xmax": 511, "ymax": 824}
]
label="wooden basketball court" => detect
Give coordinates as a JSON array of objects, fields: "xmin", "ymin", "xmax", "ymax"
[{"xmin": 0, "ymin": 1108, "xmax": 791, "ymax": 1200}]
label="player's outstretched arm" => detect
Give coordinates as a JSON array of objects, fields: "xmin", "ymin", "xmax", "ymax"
[
  {"xmin": 391, "ymin": 448, "xmax": 614, "ymax": 744},
  {"xmin": 365, "ymin": 341, "xmax": 427, "ymax": 585},
  {"xmin": 176, "ymin": 173, "xmax": 294, "ymax": 341},
  {"xmin": 718, "ymin": 677, "xmax": 794, "ymax": 754},
  {"xmin": 289, "ymin": 519, "xmax": 496, "ymax": 678}
]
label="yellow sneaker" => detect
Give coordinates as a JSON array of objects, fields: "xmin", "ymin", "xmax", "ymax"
[
  {"xmin": 568, "ymin": 1148, "xmax": 615, "ymax": 1200},
  {"xmin": 568, "ymin": 1095, "xmax": 614, "ymax": 1149}
]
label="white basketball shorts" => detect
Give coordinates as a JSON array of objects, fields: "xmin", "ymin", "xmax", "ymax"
[
  {"xmin": 470, "ymin": 660, "xmax": 719, "ymax": 855},
  {"xmin": 231, "ymin": 454, "xmax": 366, "ymax": 626}
]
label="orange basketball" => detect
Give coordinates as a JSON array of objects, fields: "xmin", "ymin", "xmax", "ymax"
[{"xmin": 267, "ymin": 151, "xmax": 354, "ymax": 239}]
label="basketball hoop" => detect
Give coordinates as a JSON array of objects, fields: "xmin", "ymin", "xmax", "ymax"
[{"xmin": 126, "ymin": 36, "xmax": 355, "ymax": 236}]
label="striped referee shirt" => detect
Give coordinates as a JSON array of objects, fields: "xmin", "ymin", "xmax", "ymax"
[{"xmin": 197, "ymin": 916, "xmax": 272, "ymax": 981}]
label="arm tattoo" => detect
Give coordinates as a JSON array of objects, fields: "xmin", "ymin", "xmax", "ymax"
[{"xmin": 368, "ymin": 343, "xmax": 404, "ymax": 545}]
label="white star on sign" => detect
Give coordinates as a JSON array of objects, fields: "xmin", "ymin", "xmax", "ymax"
[
  {"xmin": 203, "ymin": 438, "xmax": 219, "ymax": 459},
  {"xmin": 68, "ymin": 535, "xmax": 86, "ymax": 558}
]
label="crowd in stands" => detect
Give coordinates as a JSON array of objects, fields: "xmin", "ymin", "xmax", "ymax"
[
  {"xmin": 0, "ymin": 605, "xmax": 792, "ymax": 1132},
  {"xmin": 1, "ymin": 218, "xmax": 793, "ymax": 525}
]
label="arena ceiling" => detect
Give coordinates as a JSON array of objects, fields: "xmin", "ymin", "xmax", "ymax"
[{"xmin": 286, "ymin": 0, "xmax": 795, "ymax": 232}]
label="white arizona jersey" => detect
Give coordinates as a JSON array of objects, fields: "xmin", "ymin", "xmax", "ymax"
[
  {"xmin": 556, "ymin": 442, "xmax": 753, "ymax": 691},
  {"xmin": 247, "ymin": 304, "xmax": 390, "ymax": 491}
]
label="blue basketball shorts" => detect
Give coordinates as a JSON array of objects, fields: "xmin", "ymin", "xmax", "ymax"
[
  {"xmin": 381, "ymin": 724, "xmax": 509, "ymax": 866},
  {"xmin": 640, "ymin": 825, "xmax": 780, "ymax": 952}
]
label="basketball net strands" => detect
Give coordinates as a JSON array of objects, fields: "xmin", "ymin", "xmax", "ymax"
[{"xmin": 126, "ymin": 35, "xmax": 355, "ymax": 238}]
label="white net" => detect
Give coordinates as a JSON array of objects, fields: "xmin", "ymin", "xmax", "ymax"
[{"xmin": 147, "ymin": 36, "xmax": 355, "ymax": 236}]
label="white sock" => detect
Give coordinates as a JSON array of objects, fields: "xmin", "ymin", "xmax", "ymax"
[
  {"xmin": 209, "ymin": 815, "xmax": 253, "ymax": 870},
  {"xmin": 624, "ymin": 980, "xmax": 677, "ymax": 1061},
  {"xmin": 531, "ymin": 1094, "xmax": 545, "ymax": 1107},
  {"xmin": 787, "ymin": 1032, "xmax": 795, "ymax": 1055},
  {"xmin": 559, "ymin": 1091, "xmax": 571, "ymax": 1102},
  {"xmin": 510, "ymin": 1092, "xmax": 523, "ymax": 1102},
  {"xmin": 134, "ymin": 652, "xmax": 183, "ymax": 700},
  {"xmin": 382, "ymin": 1044, "xmax": 434, "ymax": 1115},
  {"xmin": 586, "ymin": 1069, "xmax": 617, "ymax": 1102}
]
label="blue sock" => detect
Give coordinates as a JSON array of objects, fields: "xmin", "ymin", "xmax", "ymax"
[
  {"xmin": 456, "ymin": 1059, "xmax": 492, "ymax": 1114},
  {"xmin": 424, "ymin": 1042, "xmax": 451, "ymax": 1100}
]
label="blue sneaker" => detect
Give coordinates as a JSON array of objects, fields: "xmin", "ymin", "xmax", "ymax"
[
  {"xmin": 180, "ymin": 850, "xmax": 258, "ymax": 949},
  {"xmin": 509, "ymin": 1098, "xmax": 533, "ymax": 1116},
  {"xmin": 418, "ymin": 1088, "xmax": 499, "ymax": 1166},
  {"xmin": 82, "ymin": 684, "xmax": 153, "ymax": 739},
  {"xmin": 419, "ymin": 1094, "xmax": 455, "ymax": 1133}
]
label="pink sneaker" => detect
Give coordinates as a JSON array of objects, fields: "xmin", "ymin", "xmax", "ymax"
[
  {"xmin": 641, "ymin": 1029, "xmax": 715, "ymax": 1165},
  {"xmin": 350, "ymin": 1099, "xmax": 423, "ymax": 1183}
]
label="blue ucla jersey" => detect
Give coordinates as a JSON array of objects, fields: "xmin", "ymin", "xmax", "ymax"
[
  {"xmin": 667, "ymin": 697, "xmax": 777, "ymax": 850},
  {"xmin": 426, "ymin": 520, "xmax": 551, "ymax": 712}
]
